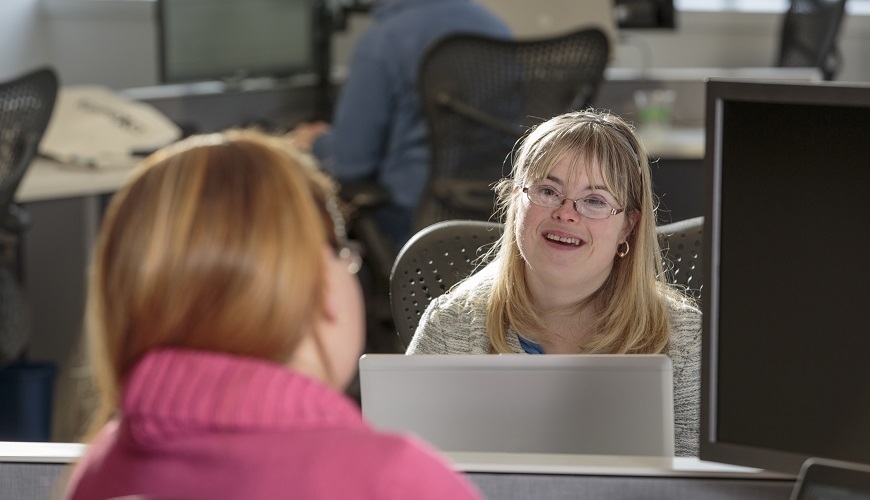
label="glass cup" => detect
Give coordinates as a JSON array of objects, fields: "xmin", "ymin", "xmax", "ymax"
[{"xmin": 634, "ymin": 88, "xmax": 677, "ymax": 134}]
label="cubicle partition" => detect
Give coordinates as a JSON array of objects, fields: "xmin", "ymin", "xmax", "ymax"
[{"xmin": 1, "ymin": 443, "xmax": 796, "ymax": 500}]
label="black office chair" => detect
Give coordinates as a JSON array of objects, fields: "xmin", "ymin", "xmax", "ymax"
[
  {"xmin": 390, "ymin": 220, "xmax": 502, "ymax": 349},
  {"xmin": 0, "ymin": 67, "xmax": 60, "ymax": 366},
  {"xmin": 776, "ymin": 0, "xmax": 848, "ymax": 81},
  {"xmin": 656, "ymin": 216, "xmax": 704, "ymax": 303},
  {"xmin": 416, "ymin": 27, "xmax": 610, "ymax": 229}
]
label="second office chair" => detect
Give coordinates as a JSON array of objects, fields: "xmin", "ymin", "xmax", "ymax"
[{"xmin": 416, "ymin": 27, "xmax": 611, "ymax": 229}]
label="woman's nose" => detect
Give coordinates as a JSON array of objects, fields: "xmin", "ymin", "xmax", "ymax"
[{"xmin": 552, "ymin": 198, "xmax": 578, "ymax": 222}]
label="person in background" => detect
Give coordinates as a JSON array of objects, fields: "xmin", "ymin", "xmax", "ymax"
[
  {"xmin": 406, "ymin": 110, "xmax": 703, "ymax": 457},
  {"xmin": 291, "ymin": 0, "xmax": 511, "ymax": 249},
  {"xmin": 64, "ymin": 131, "xmax": 482, "ymax": 500}
]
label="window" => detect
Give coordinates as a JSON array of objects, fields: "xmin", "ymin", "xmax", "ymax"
[{"xmin": 677, "ymin": 0, "xmax": 870, "ymax": 15}]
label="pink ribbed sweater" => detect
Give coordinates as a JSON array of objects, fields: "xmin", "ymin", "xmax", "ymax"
[{"xmin": 65, "ymin": 348, "xmax": 480, "ymax": 500}]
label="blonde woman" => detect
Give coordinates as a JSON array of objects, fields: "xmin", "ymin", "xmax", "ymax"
[
  {"xmin": 407, "ymin": 111, "xmax": 702, "ymax": 457},
  {"xmin": 65, "ymin": 131, "xmax": 481, "ymax": 499}
]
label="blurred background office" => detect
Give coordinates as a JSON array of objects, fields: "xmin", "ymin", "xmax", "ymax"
[{"xmin": 3, "ymin": 0, "xmax": 868, "ymax": 88}]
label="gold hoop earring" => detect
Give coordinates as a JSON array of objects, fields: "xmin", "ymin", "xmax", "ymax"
[{"xmin": 616, "ymin": 241, "xmax": 630, "ymax": 258}]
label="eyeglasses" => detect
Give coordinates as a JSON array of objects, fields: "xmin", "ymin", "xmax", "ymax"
[
  {"xmin": 523, "ymin": 183, "xmax": 624, "ymax": 220},
  {"xmin": 324, "ymin": 194, "xmax": 362, "ymax": 275}
]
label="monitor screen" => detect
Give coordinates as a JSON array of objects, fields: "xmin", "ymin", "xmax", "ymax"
[
  {"xmin": 157, "ymin": 0, "xmax": 316, "ymax": 84},
  {"xmin": 700, "ymin": 79, "xmax": 870, "ymax": 475},
  {"xmin": 614, "ymin": 0, "xmax": 675, "ymax": 29}
]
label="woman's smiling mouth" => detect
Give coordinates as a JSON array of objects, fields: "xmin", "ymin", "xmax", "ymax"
[{"xmin": 545, "ymin": 233, "xmax": 582, "ymax": 246}]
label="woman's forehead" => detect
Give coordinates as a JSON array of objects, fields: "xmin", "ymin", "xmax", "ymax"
[{"xmin": 542, "ymin": 152, "xmax": 605, "ymax": 183}]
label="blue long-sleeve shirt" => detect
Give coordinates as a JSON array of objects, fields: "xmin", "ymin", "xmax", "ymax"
[{"xmin": 312, "ymin": 0, "xmax": 511, "ymax": 212}]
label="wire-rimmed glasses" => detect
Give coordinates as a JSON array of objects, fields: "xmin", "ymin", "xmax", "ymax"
[{"xmin": 522, "ymin": 183, "xmax": 624, "ymax": 220}]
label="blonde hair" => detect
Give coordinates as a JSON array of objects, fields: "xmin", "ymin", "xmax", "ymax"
[
  {"xmin": 486, "ymin": 110, "xmax": 681, "ymax": 354},
  {"xmin": 85, "ymin": 130, "xmax": 340, "ymax": 437}
]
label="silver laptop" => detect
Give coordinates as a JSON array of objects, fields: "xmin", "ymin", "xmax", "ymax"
[{"xmin": 359, "ymin": 354, "xmax": 674, "ymax": 456}]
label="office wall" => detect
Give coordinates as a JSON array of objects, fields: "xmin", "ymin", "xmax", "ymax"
[
  {"xmin": 0, "ymin": 0, "xmax": 50, "ymax": 82},
  {"xmin": 41, "ymin": 0, "xmax": 156, "ymax": 89},
  {"xmin": 1, "ymin": 3, "xmax": 868, "ymax": 88}
]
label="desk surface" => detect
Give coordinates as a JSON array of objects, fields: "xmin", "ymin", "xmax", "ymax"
[
  {"xmin": 0, "ymin": 441, "xmax": 791, "ymax": 480},
  {"xmin": 448, "ymin": 452, "xmax": 793, "ymax": 479},
  {"xmin": 639, "ymin": 127, "xmax": 704, "ymax": 160},
  {"xmin": 17, "ymin": 157, "xmax": 136, "ymax": 204},
  {"xmin": 17, "ymin": 126, "xmax": 704, "ymax": 205},
  {"xmin": 0, "ymin": 441, "xmax": 86, "ymax": 464}
]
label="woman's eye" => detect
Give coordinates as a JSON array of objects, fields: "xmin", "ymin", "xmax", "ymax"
[
  {"xmin": 583, "ymin": 197, "xmax": 608, "ymax": 207},
  {"xmin": 537, "ymin": 186, "xmax": 560, "ymax": 197}
]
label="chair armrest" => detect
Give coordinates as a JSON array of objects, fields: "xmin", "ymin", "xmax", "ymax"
[
  {"xmin": 339, "ymin": 181, "xmax": 392, "ymax": 211},
  {"xmin": 436, "ymin": 92, "xmax": 525, "ymax": 139}
]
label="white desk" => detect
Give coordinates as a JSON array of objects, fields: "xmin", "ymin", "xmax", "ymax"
[
  {"xmin": 450, "ymin": 452, "xmax": 795, "ymax": 500},
  {"xmin": 448, "ymin": 451, "xmax": 787, "ymax": 478},
  {"xmin": 16, "ymin": 127, "xmax": 705, "ymax": 203},
  {"xmin": 638, "ymin": 127, "xmax": 705, "ymax": 161},
  {"xmin": 17, "ymin": 157, "xmax": 136, "ymax": 204},
  {"xmin": 0, "ymin": 442, "xmax": 796, "ymax": 500}
]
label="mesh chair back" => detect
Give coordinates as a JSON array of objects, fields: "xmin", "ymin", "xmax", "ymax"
[
  {"xmin": 0, "ymin": 67, "xmax": 58, "ymax": 365},
  {"xmin": 657, "ymin": 216, "xmax": 704, "ymax": 302},
  {"xmin": 390, "ymin": 220, "xmax": 502, "ymax": 348},
  {"xmin": 417, "ymin": 28, "xmax": 609, "ymax": 228},
  {"xmin": 776, "ymin": 0, "xmax": 848, "ymax": 80},
  {"xmin": 0, "ymin": 68, "xmax": 59, "ymax": 220}
]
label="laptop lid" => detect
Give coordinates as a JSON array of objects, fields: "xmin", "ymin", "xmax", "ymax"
[
  {"xmin": 359, "ymin": 354, "xmax": 674, "ymax": 456},
  {"xmin": 791, "ymin": 458, "xmax": 870, "ymax": 500}
]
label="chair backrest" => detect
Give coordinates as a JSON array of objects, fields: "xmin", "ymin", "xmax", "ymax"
[
  {"xmin": 416, "ymin": 28, "xmax": 610, "ymax": 228},
  {"xmin": 0, "ymin": 68, "xmax": 58, "ymax": 366},
  {"xmin": 776, "ymin": 0, "xmax": 848, "ymax": 80},
  {"xmin": 0, "ymin": 68, "xmax": 59, "ymax": 219},
  {"xmin": 656, "ymin": 216, "xmax": 704, "ymax": 302},
  {"xmin": 390, "ymin": 220, "xmax": 502, "ymax": 348}
]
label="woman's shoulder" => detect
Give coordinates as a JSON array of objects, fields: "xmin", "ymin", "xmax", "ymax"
[
  {"xmin": 430, "ymin": 263, "xmax": 495, "ymax": 313},
  {"xmin": 405, "ymin": 264, "xmax": 495, "ymax": 354},
  {"xmin": 661, "ymin": 291, "xmax": 702, "ymax": 361},
  {"xmin": 662, "ymin": 291, "xmax": 702, "ymax": 327}
]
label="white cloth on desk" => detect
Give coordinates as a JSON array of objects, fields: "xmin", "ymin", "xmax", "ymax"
[{"xmin": 39, "ymin": 86, "xmax": 181, "ymax": 168}]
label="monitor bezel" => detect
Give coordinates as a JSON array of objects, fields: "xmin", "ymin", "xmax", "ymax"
[
  {"xmin": 614, "ymin": 0, "xmax": 676, "ymax": 30},
  {"xmin": 700, "ymin": 78, "xmax": 870, "ymax": 474},
  {"xmin": 155, "ymin": 0, "xmax": 320, "ymax": 85}
]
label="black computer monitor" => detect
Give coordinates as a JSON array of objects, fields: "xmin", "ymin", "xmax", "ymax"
[
  {"xmin": 700, "ymin": 79, "xmax": 870, "ymax": 475},
  {"xmin": 613, "ymin": 0, "xmax": 675, "ymax": 29},
  {"xmin": 157, "ymin": 0, "xmax": 317, "ymax": 84}
]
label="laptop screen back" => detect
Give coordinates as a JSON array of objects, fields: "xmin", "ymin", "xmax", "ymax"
[{"xmin": 359, "ymin": 354, "xmax": 674, "ymax": 456}]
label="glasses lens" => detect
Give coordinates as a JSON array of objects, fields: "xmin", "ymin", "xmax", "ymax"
[
  {"xmin": 527, "ymin": 185, "xmax": 562, "ymax": 208},
  {"xmin": 577, "ymin": 197, "xmax": 612, "ymax": 219}
]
